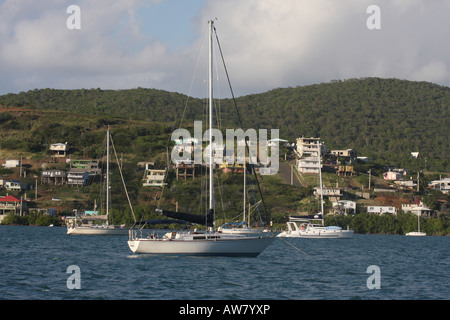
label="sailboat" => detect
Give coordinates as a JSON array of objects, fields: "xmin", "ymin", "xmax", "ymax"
[
  {"xmin": 405, "ymin": 214, "xmax": 426, "ymax": 236},
  {"xmin": 67, "ymin": 128, "xmax": 129, "ymax": 235},
  {"xmin": 277, "ymin": 141, "xmax": 354, "ymax": 239},
  {"xmin": 127, "ymin": 20, "xmax": 275, "ymax": 256},
  {"xmin": 218, "ymin": 163, "xmax": 268, "ymax": 236}
]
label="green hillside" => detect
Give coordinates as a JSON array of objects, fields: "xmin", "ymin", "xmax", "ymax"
[
  {"xmin": 1, "ymin": 78, "xmax": 448, "ymax": 172},
  {"xmin": 0, "ymin": 80, "xmax": 449, "ymax": 234}
]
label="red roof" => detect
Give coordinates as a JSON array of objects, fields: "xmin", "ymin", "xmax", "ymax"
[{"xmin": 0, "ymin": 195, "xmax": 20, "ymax": 202}]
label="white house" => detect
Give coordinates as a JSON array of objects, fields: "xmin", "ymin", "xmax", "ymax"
[
  {"xmin": 402, "ymin": 203, "xmax": 433, "ymax": 217},
  {"xmin": 4, "ymin": 180, "xmax": 27, "ymax": 191},
  {"xmin": 143, "ymin": 164, "xmax": 167, "ymax": 187},
  {"xmin": 49, "ymin": 143, "xmax": 69, "ymax": 157},
  {"xmin": 2, "ymin": 159, "xmax": 20, "ymax": 168},
  {"xmin": 332, "ymin": 200, "xmax": 356, "ymax": 214},
  {"xmin": 367, "ymin": 206, "xmax": 397, "ymax": 215},
  {"xmin": 428, "ymin": 178, "xmax": 450, "ymax": 194}
]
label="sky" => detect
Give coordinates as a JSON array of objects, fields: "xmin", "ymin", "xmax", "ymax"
[{"xmin": 0, "ymin": 0, "xmax": 449, "ymax": 98}]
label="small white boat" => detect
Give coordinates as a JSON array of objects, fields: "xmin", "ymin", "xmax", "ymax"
[
  {"xmin": 277, "ymin": 220, "xmax": 354, "ymax": 239},
  {"xmin": 405, "ymin": 231, "xmax": 426, "ymax": 236},
  {"xmin": 67, "ymin": 223, "xmax": 129, "ymax": 235},
  {"xmin": 278, "ymin": 141, "xmax": 353, "ymax": 239},
  {"xmin": 406, "ymin": 214, "xmax": 426, "ymax": 236}
]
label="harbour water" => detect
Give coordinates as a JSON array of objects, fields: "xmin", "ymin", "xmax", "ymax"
[{"xmin": 0, "ymin": 225, "xmax": 448, "ymax": 301}]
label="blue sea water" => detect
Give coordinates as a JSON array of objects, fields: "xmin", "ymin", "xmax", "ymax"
[{"xmin": 0, "ymin": 225, "xmax": 448, "ymax": 301}]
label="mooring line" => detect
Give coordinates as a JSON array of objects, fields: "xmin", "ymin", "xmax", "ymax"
[{"xmin": 278, "ymin": 237, "xmax": 311, "ymax": 258}]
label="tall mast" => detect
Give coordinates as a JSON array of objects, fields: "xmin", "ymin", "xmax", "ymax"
[
  {"xmin": 317, "ymin": 141, "xmax": 324, "ymax": 226},
  {"xmin": 208, "ymin": 20, "xmax": 214, "ymax": 213},
  {"xmin": 243, "ymin": 162, "xmax": 246, "ymax": 223},
  {"xmin": 106, "ymin": 126, "xmax": 110, "ymax": 226}
]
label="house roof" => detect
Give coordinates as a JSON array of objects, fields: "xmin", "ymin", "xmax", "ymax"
[{"xmin": 0, "ymin": 195, "xmax": 21, "ymax": 202}]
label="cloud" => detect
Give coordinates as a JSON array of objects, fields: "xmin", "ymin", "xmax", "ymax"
[
  {"xmin": 0, "ymin": 0, "xmax": 449, "ymax": 97},
  {"xmin": 194, "ymin": 0, "xmax": 450, "ymax": 96},
  {"xmin": 0, "ymin": 0, "xmax": 171, "ymax": 92}
]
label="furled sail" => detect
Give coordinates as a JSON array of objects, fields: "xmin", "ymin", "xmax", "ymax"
[{"xmin": 156, "ymin": 208, "xmax": 214, "ymax": 227}]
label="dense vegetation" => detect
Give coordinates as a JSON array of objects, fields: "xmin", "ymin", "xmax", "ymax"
[{"xmin": 1, "ymin": 78, "xmax": 449, "ymax": 171}]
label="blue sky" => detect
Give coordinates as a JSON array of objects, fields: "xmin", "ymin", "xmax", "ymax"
[
  {"xmin": 136, "ymin": 0, "xmax": 205, "ymax": 50},
  {"xmin": 0, "ymin": 0, "xmax": 449, "ymax": 98}
]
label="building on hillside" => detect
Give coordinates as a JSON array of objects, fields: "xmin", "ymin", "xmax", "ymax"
[
  {"xmin": 41, "ymin": 169, "xmax": 66, "ymax": 185},
  {"xmin": 67, "ymin": 168, "xmax": 89, "ymax": 186},
  {"xmin": 143, "ymin": 163, "xmax": 167, "ymax": 187},
  {"xmin": 330, "ymin": 149, "xmax": 357, "ymax": 163},
  {"xmin": 367, "ymin": 206, "xmax": 397, "ymax": 215},
  {"xmin": 411, "ymin": 152, "xmax": 420, "ymax": 159},
  {"xmin": 219, "ymin": 161, "xmax": 245, "ymax": 173},
  {"xmin": 2, "ymin": 159, "xmax": 21, "ymax": 168},
  {"xmin": 0, "ymin": 195, "xmax": 28, "ymax": 220},
  {"xmin": 295, "ymin": 136, "xmax": 326, "ymax": 174},
  {"xmin": 175, "ymin": 160, "xmax": 198, "ymax": 181},
  {"xmin": 394, "ymin": 180, "xmax": 417, "ymax": 190},
  {"xmin": 4, "ymin": 180, "xmax": 27, "ymax": 191},
  {"xmin": 337, "ymin": 165, "xmax": 355, "ymax": 176},
  {"xmin": 70, "ymin": 160, "xmax": 102, "ymax": 175},
  {"xmin": 49, "ymin": 143, "xmax": 69, "ymax": 157},
  {"xmin": 402, "ymin": 203, "xmax": 435, "ymax": 217},
  {"xmin": 428, "ymin": 178, "xmax": 450, "ymax": 194},
  {"xmin": 332, "ymin": 200, "xmax": 356, "ymax": 215},
  {"xmin": 314, "ymin": 186, "xmax": 342, "ymax": 201},
  {"xmin": 383, "ymin": 171, "xmax": 402, "ymax": 181}
]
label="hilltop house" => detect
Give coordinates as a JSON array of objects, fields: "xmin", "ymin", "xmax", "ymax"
[{"xmin": 49, "ymin": 143, "xmax": 69, "ymax": 157}]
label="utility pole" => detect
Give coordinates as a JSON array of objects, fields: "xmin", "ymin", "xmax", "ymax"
[{"xmin": 368, "ymin": 169, "xmax": 372, "ymax": 190}]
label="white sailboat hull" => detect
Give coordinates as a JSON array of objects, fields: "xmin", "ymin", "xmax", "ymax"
[
  {"xmin": 277, "ymin": 221, "xmax": 354, "ymax": 239},
  {"xmin": 67, "ymin": 225, "xmax": 129, "ymax": 235},
  {"xmin": 128, "ymin": 232, "xmax": 275, "ymax": 256},
  {"xmin": 277, "ymin": 229, "xmax": 354, "ymax": 239},
  {"xmin": 218, "ymin": 228, "xmax": 267, "ymax": 236},
  {"xmin": 405, "ymin": 231, "xmax": 426, "ymax": 236}
]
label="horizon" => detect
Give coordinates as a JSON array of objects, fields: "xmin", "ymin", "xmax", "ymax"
[{"xmin": 1, "ymin": 76, "xmax": 449, "ymax": 100}]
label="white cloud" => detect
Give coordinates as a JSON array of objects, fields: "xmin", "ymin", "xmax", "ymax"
[{"xmin": 0, "ymin": 0, "xmax": 449, "ymax": 97}]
